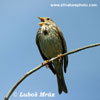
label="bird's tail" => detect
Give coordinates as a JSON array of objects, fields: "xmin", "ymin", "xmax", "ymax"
[{"xmin": 56, "ymin": 67, "xmax": 68, "ymax": 94}]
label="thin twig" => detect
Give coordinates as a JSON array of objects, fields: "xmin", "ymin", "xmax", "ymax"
[{"xmin": 4, "ymin": 43, "xmax": 100, "ymax": 100}]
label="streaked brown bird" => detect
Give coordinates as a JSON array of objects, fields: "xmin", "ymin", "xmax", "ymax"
[{"xmin": 36, "ymin": 17, "xmax": 68, "ymax": 94}]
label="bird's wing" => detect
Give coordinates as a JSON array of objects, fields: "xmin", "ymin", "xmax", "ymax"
[
  {"xmin": 56, "ymin": 27, "xmax": 68, "ymax": 73},
  {"xmin": 36, "ymin": 31, "xmax": 55, "ymax": 74}
]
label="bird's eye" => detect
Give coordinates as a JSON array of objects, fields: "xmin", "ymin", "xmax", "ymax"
[{"xmin": 47, "ymin": 18, "xmax": 50, "ymax": 20}]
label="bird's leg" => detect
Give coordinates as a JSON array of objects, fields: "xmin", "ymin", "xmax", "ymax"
[
  {"xmin": 43, "ymin": 60, "xmax": 49, "ymax": 67},
  {"xmin": 57, "ymin": 54, "xmax": 63, "ymax": 62}
]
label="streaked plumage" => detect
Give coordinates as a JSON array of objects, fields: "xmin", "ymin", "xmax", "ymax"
[{"xmin": 36, "ymin": 17, "xmax": 68, "ymax": 94}]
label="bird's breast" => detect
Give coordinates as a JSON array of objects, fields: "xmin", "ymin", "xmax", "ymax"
[{"xmin": 39, "ymin": 28, "xmax": 63, "ymax": 59}]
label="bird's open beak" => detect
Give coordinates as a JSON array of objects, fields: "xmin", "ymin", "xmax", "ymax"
[
  {"xmin": 38, "ymin": 17, "xmax": 45, "ymax": 22},
  {"xmin": 38, "ymin": 22, "xmax": 44, "ymax": 26},
  {"xmin": 38, "ymin": 17, "xmax": 45, "ymax": 26}
]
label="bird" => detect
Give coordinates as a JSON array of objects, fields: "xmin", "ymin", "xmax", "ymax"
[{"xmin": 36, "ymin": 17, "xmax": 68, "ymax": 94}]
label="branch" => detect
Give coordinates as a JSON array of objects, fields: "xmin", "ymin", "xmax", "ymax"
[{"xmin": 4, "ymin": 43, "xmax": 100, "ymax": 100}]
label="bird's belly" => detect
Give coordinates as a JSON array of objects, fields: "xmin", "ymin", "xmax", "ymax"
[{"xmin": 39, "ymin": 33, "xmax": 63, "ymax": 59}]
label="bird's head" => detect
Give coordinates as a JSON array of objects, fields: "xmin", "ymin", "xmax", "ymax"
[{"xmin": 38, "ymin": 17, "xmax": 56, "ymax": 27}]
